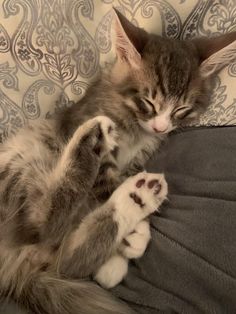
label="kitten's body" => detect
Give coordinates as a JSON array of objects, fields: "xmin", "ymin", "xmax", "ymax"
[
  {"xmin": 0, "ymin": 115, "xmax": 166, "ymax": 314},
  {"xmin": 0, "ymin": 9, "xmax": 236, "ymax": 314}
]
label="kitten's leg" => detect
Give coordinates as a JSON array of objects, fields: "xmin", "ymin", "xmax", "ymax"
[
  {"xmin": 92, "ymin": 153, "xmax": 122, "ymax": 202},
  {"xmin": 94, "ymin": 254, "xmax": 128, "ymax": 289},
  {"xmin": 120, "ymin": 219, "xmax": 151, "ymax": 259},
  {"xmin": 9, "ymin": 116, "xmax": 117, "ymax": 246},
  {"xmin": 94, "ymin": 220, "xmax": 151, "ymax": 289},
  {"xmin": 94, "ymin": 174, "xmax": 167, "ymax": 288},
  {"xmin": 61, "ymin": 172, "xmax": 167, "ymax": 287}
]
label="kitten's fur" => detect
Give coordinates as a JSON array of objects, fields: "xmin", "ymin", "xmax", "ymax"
[{"xmin": 0, "ymin": 9, "xmax": 236, "ymax": 314}]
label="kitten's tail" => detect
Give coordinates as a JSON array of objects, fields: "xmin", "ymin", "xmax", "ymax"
[{"xmin": 16, "ymin": 272, "xmax": 134, "ymax": 314}]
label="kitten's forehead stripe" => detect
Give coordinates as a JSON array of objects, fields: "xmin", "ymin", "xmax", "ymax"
[
  {"xmin": 152, "ymin": 88, "xmax": 157, "ymax": 100},
  {"xmin": 156, "ymin": 69, "xmax": 167, "ymax": 98},
  {"xmin": 160, "ymin": 57, "xmax": 191, "ymax": 99},
  {"xmin": 143, "ymin": 87, "xmax": 149, "ymax": 97}
]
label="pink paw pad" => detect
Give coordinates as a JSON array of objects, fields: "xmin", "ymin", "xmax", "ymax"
[
  {"xmin": 148, "ymin": 179, "xmax": 161, "ymax": 194},
  {"xmin": 136, "ymin": 179, "xmax": 145, "ymax": 188},
  {"xmin": 129, "ymin": 192, "xmax": 145, "ymax": 208}
]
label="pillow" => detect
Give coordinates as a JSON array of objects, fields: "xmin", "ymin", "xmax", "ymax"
[{"xmin": 0, "ymin": 0, "xmax": 236, "ymax": 141}]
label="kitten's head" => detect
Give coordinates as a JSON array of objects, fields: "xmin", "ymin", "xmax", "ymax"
[{"xmin": 110, "ymin": 9, "xmax": 236, "ymax": 135}]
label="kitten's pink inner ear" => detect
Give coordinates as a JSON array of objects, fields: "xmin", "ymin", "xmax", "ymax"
[
  {"xmin": 114, "ymin": 17, "xmax": 141, "ymax": 68},
  {"xmin": 113, "ymin": 8, "xmax": 148, "ymax": 68}
]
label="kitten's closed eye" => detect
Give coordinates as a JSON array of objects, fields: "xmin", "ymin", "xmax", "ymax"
[
  {"xmin": 133, "ymin": 97, "xmax": 155, "ymax": 117},
  {"xmin": 144, "ymin": 98, "xmax": 155, "ymax": 112},
  {"xmin": 172, "ymin": 107, "xmax": 193, "ymax": 120}
]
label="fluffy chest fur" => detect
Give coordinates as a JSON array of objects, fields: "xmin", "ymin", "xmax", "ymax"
[{"xmin": 116, "ymin": 130, "xmax": 161, "ymax": 171}]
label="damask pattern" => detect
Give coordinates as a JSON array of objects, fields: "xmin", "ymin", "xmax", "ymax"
[
  {"xmin": 0, "ymin": 24, "xmax": 10, "ymax": 52},
  {"xmin": 0, "ymin": 0, "xmax": 236, "ymax": 141}
]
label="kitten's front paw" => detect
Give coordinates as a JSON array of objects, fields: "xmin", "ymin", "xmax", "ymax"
[
  {"xmin": 92, "ymin": 116, "xmax": 118, "ymax": 158},
  {"xmin": 113, "ymin": 172, "xmax": 167, "ymax": 214},
  {"xmin": 129, "ymin": 172, "xmax": 168, "ymax": 215},
  {"xmin": 120, "ymin": 220, "xmax": 151, "ymax": 259}
]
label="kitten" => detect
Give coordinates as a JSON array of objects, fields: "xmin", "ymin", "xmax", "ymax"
[
  {"xmin": 59, "ymin": 9, "xmax": 236, "ymax": 190},
  {"xmin": 55, "ymin": 9, "xmax": 236, "ymax": 288},
  {"xmin": 0, "ymin": 9, "xmax": 236, "ymax": 314}
]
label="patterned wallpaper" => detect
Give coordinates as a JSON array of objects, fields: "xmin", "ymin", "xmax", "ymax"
[{"xmin": 0, "ymin": 0, "xmax": 236, "ymax": 141}]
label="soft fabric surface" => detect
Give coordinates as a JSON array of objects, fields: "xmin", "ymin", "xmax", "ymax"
[
  {"xmin": 1, "ymin": 0, "xmax": 236, "ymax": 141},
  {"xmin": 112, "ymin": 126, "xmax": 236, "ymax": 314}
]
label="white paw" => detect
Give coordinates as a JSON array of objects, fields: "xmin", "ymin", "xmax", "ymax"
[
  {"xmin": 120, "ymin": 220, "xmax": 151, "ymax": 259},
  {"xmin": 111, "ymin": 172, "xmax": 168, "ymax": 239},
  {"xmin": 94, "ymin": 255, "xmax": 128, "ymax": 289},
  {"xmin": 94, "ymin": 116, "xmax": 118, "ymax": 156}
]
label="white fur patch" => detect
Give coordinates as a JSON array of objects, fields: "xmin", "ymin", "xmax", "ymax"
[
  {"xmin": 121, "ymin": 220, "xmax": 151, "ymax": 259},
  {"xmin": 94, "ymin": 255, "xmax": 128, "ymax": 289}
]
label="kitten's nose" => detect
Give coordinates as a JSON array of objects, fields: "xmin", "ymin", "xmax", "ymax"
[{"xmin": 153, "ymin": 126, "xmax": 168, "ymax": 133}]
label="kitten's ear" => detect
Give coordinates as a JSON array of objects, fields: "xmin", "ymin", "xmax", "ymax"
[
  {"xmin": 113, "ymin": 8, "xmax": 148, "ymax": 68},
  {"xmin": 193, "ymin": 32, "xmax": 236, "ymax": 77}
]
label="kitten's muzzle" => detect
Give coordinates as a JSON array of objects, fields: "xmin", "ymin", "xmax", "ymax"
[{"xmin": 153, "ymin": 126, "xmax": 168, "ymax": 134}]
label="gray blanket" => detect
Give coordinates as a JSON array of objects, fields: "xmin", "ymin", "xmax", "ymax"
[{"xmin": 112, "ymin": 126, "xmax": 236, "ymax": 314}]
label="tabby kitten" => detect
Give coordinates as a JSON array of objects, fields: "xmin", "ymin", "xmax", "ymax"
[
  {"xmin": 59, "ymin": 10, "xmax": 236, "ymax": 190},
  {"xmin": 0, "ymin": 8, "xmax": 236, "ymax": 314},
  {"xmin": 57, "ymin": 9, "xmax": 236, "ymax": 288}
]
